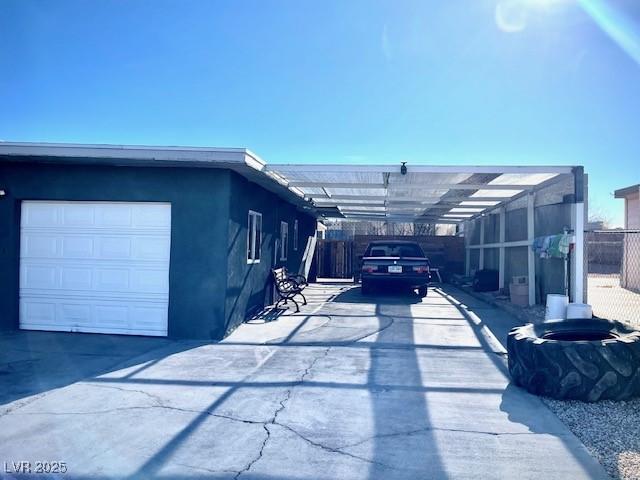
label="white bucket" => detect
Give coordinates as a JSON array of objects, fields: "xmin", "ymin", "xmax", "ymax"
[
  {"xmin": 545, "ymin": 294, "xmax": 569, "ymax": 320},
  {"xmin": 566, "ymin": 303, "xmax": 593, "ymax": 319}
]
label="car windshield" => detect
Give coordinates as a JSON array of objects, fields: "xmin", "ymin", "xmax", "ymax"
[{"xmin": 366, "ymin": 243, "xmax": 424, "ymax": 257}]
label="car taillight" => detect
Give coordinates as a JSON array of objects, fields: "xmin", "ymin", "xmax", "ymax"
[
  {"xmin": 413, "ymin": 265, "xmax": 430, "ymax": 274},
  {"xmin": 362, "ymin": 264, "xmax": 376, "ymax": 273}
]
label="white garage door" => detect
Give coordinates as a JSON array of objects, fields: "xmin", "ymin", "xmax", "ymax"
[{"xmin": 19, "ymin": 201, "xmax": 171, "ymax": 336}]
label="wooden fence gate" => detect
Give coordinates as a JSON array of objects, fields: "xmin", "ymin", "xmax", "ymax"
[{"xmin": 313, "ymin": 239, "xmax": 354, "ymax": 279}]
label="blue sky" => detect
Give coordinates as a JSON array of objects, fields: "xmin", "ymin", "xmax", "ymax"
[{"xmin": 1, "ymin": 0, "xmax": 639, "ymax": 226}]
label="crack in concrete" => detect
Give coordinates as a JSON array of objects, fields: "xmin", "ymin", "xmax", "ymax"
[
  {"xmin": 274, "ymin": 421, "xmax": 401, "ymax": 470},
  {"xmin": 234, "ymin": 346, "xmax": 332, "ymax": 479},
  {"xmin": 81, "ymin": 382, "xmax": 167, "ymax": 406},
  {"xmin": 170, "ymin": 460, "xmax": 239, "ymax": 476},
  {"xmin": 336, "ymin": 425, "xmax": 544, "ymax": 451},
  {"xmin": 0, "ymin": 391, "xmax": 51, "ymax": 418},
  {"xmin": 9, "ymin": 403, "xmax": 268, "ymax": 426}
]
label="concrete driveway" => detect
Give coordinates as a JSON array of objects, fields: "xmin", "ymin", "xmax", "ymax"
[{"xmin": 0, "ymin": 284, "xmax": 608, "ymax": 479}]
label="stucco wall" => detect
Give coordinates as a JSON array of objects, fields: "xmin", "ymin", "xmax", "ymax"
[
  {"xmin": 224, "ymin": 172, "xmax": 316, "ymax": 335},
  {"xmin": 0, "ymin": 160, "xmax": 231, "ymax": 339}
]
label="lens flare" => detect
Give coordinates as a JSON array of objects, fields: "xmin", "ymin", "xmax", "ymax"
[{"xmin": 578, "ymin": 0, "xmax": 640, "ymax": 65}]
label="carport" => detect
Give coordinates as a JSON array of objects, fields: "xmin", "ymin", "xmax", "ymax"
[{"xmin": 262, "ymin": 163, "xmax": 586, "ymax": 306}]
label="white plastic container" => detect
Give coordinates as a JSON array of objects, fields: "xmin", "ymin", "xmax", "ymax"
[
  {"xmin": 510, "ymin": 283, "xmax": 528, "ymax": 306},
  {"xmin": 566, "ymin": 303, "xmax": 593, "ymax": 319},
  {"xmin": 545, "ymin": 294, "xmax": 569, "ymax": 321}
]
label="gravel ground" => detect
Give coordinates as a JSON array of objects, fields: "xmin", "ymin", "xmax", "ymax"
[{"xmin": 543, "ymin": 397, "xmax": 640, "ymax": 480}]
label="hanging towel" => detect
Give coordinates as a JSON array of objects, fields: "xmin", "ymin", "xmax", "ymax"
[
  {"xmin": 532, "ymin": 236, "xmax": 546, "ymax": 255},
  {"xmin": 547, "ymin": 234, "xmax": 572, "ymax": 258},
  {"xmin": 541, "ymin": 235, "xmax": 553, "ymax": 258},
  {"xmin": 547, "ymin": 235, "xmax": 562, "ymax": 258},
  {"xmin": 559, "ymin": 234, "xmax": 571, "ymax": 256}
]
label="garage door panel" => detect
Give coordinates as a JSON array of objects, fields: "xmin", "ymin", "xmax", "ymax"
[
  {"xmin": 60, "ymin": 303, "xmax": 92, "ymax": 324},
  {"xmin": 22, "ymin": 203, "xmax": 59, "ymax": 227},
  {"xmin": 95, "ymin": 304, "xmax": 129, "ymax": 328},
  {"xmin": 22, "ymin": 234, "xmax": 59, "ymax": 258},
  {"xmin": 63, "ymin": 204, "xmax": 95, "ymax": 226},
  {"xmin": 131, "ymin": 269, "xmax": 169, "ymax": 293},
  {"xmin": 133, "ymin": 237, "xmax": 171, "ymax": 261},
  {"xmin": 20, "ymin": 298, "xmax": 168, "ymax": 335},
  {"xmin": 131, "ymin": 305, "xmax": 168, "ymax": 330},
  {"xmin": 20, "ymin": 300, "xmax": 57, "ymax": 325},
  {"xmin": 21, "ymin": 264, "xmax": 169, "ymax": 296},
  {"xmin": 20, "ymin": 201, "xmax": 170, "ymax": 337},
  {"xmin": 61, "ymin": 267, "xmax": 93, "ymax": 290},
  {"xmin": 62, "ymin": 236, "xmax": 95, "ymax": 258},
  {"xmin": 98, "ymin": 237, "xmax": 132, "ymax": 259},
  {"xmin": 21, "ymin": 264, "xmax": 58, "ymax": 289},
  {"xmin": 96, "ymin": 268, "xmax": 130, "ymax": 291},
  {"xmin": 98, "ymin": 205, "xmax": 133, "ymax": 227},
  {"xmin": 132, "ymin": 204, "xmax": 172, "ymax": 227}
]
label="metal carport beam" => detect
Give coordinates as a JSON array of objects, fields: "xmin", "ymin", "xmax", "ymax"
[
  {"xmin": 310, "ymin": 194, "xmax": 447, "ymax": 201},
  {"xmin": 267, "ymin": 164, "xmax": 574, "ymax": 174},
  {"xmin": 464, "ymin": 173, "xmax": 574, "ymax": 223},
  {"xmin": 340, "ymin": 215, "xmax": 462, "ymax": 224},
  {"xmin": 291, "ymin": 181, "xmax": 534, "ymax": 190},
  {"xmin": 314, "ymin": 201, "xmax": 502, "ymax": 209}
]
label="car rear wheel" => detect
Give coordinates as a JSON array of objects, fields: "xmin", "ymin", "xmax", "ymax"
[
  {"xmin": 418, "ymin": 286, "xmax": 428, "ymax": 297},
  {"xmin": 361, "ymin": 281, "xmax": 371, "ymax": 295}
]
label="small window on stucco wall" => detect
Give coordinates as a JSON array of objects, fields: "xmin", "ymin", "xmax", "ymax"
[
  {"xmin": 247, "ymin": 211, "xmax": 262, "ymax": 264},
  {"xmin": 280, "ymin": 221, "xmax": 288, "ymax": 261},
  {"xmin": 294, "ymin": 219, "xmax": 299, "ymax": 251}
]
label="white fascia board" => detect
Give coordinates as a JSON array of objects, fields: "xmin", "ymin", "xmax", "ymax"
[
  {"xmin": 267, "ymin": 164, "xmax": 575, "ymax": 174},
  {"xmin": 0, "ymin": 141, "xmax": 250, "ymax": 165},
  {"xmin": 0, "ymin": 141, "xmax": 314, "ymax": 211}
]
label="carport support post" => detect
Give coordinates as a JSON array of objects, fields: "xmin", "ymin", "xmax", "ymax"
[
  {"xmin": 479, "ymin": 218, "xmax": 485, "ymax": 270},
  {"xmin": 527, "ymin": 193, "xmax": 536, "ymax": 306},
  {"xmin": 499, "ymin": 207, "xmax": 506, "ymax": 291},
  {"xmin": 571, "ymin": 167, "xmax": 585, "ymax": 303},
  {"xmin": 464, "ymin": 221, "xmax": 471, "ymax": 276}
]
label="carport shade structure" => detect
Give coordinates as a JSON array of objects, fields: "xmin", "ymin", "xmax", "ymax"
[
  {"xmin": 261, "ymin": 163, "xmax": 586, "ymax": 307},
  {"xmin": 0, "ymin": 141, "xmax": 586, "ymax": 311}
]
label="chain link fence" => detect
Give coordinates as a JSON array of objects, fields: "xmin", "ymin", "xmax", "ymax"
[{"xmin": 587, "ymin": 230, "xmax": 640, "ymax": 326}]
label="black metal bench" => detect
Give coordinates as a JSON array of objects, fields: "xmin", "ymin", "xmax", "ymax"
[{"xmin": 272, "ymin": 267, "xmax": 307, "ymax": 312}]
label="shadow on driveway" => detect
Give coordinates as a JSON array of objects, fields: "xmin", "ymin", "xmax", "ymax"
[
  {"xmin": 0, "ymin": 330, "xmax": 204, "ymax": 407},
  {"xmin": 0, "ymin": 284, "xmax": 610, "ymax": 479}
]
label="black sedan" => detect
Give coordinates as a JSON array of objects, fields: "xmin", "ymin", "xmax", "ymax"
[{"xmin": 360, "ymin": 240, "xmax": 431, "ymax": 297}]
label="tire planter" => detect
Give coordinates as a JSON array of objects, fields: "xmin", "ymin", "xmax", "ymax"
[{"xmin": 507, "ymin": 319, "xmax": 640, "ymax": 401}]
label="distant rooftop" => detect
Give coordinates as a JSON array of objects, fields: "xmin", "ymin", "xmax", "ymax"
[{"xmin": 615, "ymin": 184, "xmax": 640, "ymax": 198}]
